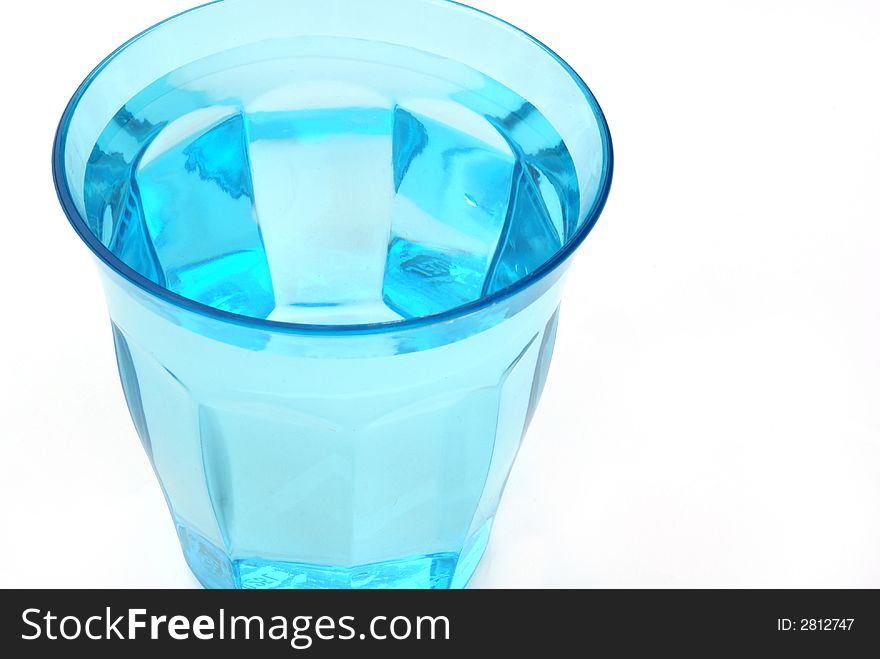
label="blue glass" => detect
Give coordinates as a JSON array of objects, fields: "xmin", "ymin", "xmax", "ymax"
[{"xmin": 53, "ymin": 0, "xmax": 612, "ymax": 589}]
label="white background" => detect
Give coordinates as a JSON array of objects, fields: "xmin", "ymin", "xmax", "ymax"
[{"xmin": 1, "ymin": 0, "xmax": 879, "ymax": 588}]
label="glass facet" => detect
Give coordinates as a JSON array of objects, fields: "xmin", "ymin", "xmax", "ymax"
[{"xmin": 53, "ymin": 0, "xmax": 612, "ymax": 589}]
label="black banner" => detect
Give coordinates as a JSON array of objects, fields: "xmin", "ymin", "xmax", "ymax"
[{"xmin": 2, "ymin": 590, "xmax": 877, "ymax": 655}]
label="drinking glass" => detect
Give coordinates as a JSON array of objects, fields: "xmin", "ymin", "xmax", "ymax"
[{"xmin": 53, "ymin": 0, "xmax": 612, "ymax": 589}]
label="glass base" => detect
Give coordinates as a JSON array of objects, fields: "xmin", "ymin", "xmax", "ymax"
[{"xmin": 177, "ymin": 520, "xmax": 491, "ymax": 590}]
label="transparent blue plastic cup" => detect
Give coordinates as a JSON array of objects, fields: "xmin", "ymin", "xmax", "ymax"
[{"xmin": 53, "ymin": 0, "xmax": 612, "ymax": 589}]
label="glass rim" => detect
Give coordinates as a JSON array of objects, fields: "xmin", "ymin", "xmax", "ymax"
[{"xmin": 52, "ymin": 0, "xmax": 614, "ymax": 336}]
